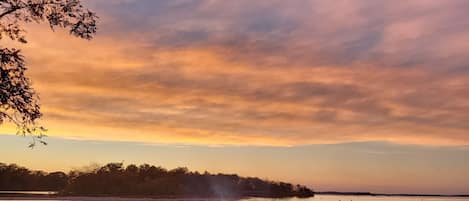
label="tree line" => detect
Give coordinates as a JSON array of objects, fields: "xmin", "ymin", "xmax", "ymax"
[
  {"xmin": 0, "ymin": 163, "xmax": 67, "ymax": 191},
  {"xmin": 0, "ymin": 162, "xmax": 314, "ymax": 198}
]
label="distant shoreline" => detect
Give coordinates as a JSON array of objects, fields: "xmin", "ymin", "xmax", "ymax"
[
  {"xmin": 0, "ymin": 196, "xmax": 242, "ymax": 201},
  {"xmin": 3, "ymin": 190, "xmax": 469, "ymax": 199},
  {"xmin": 0, "ymin": 192, "xmax": 306, "ymax": 200},
  {"xmin": 2, "ymin": 193, "xmax": 469, "ymax": 200},
  {"xmin": 316, "ymin": 191, "xmax": 469, "ymax": 197},
  {"xmin": 0, "ymin": 193, "xmax": 246, "ymax": 200}
]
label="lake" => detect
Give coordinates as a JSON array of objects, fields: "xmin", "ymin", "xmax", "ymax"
[
  {"xmin": 245, "ymin": 196, "xmax": 469, "ymax": 201},
  {"xmin": 1, "ymin": 195, "xmax": 469, "ymax": 201}
]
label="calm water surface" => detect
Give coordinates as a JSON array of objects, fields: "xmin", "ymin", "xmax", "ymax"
[
  {"xmin": 246, "ymin": 196, "xmax": 469, "ymax": 201},
  {"xmin": 1, "ymin": 195, "xmax": 469, "ymax": 201}
]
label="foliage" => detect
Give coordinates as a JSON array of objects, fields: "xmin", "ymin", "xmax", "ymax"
[
  {"xmin": 0, "ymin": 163, "xmax": 68, "ymax": 190},
  {"xmin": 0, "ymin": 0, "xmax": 97, "ymax": 146},
  {"xmin": 0, "ymin": 162, "xmax": 315, "ymax": 198}
]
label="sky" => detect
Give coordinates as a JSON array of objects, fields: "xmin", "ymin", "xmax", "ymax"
[{"xmin": 1, "ymin": 0, "xmax": 469, "ymax": 194}]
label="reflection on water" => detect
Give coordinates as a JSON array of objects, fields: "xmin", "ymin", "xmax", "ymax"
[
  {"xmin": 244, "ymin": 195, "xmax": 469, "ymax": 201},
  {"xmin": 1, "ymin": 195, "xmax": 469, "ymax": 201},
  {"xmin": 0, "ymin": 191, "xmax": 57, "ymax": 195}
]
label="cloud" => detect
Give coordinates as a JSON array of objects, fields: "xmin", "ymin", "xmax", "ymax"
[{"xmin": 2, "ymin": 0, "xmax": 469, "ymax": 146}]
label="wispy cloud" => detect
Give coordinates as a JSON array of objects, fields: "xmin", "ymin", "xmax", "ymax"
[{"xmin": 2, "ymin": 0, "xmax": 469, "ymax": 146}]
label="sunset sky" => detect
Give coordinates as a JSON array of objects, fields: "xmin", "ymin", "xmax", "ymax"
[{"xmin": 1, "ymin": 0, "xmax": 469, "ymax": 194}]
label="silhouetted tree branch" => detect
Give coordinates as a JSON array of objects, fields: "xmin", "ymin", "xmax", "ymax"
[{"xmin": 0, "ymin": 0, "xmax": 98, "ymax": 147}]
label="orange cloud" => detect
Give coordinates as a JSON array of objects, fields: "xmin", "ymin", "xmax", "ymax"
[{"xmin": 2, "ymin": 0, "xmax": 469, "ymax": 146}]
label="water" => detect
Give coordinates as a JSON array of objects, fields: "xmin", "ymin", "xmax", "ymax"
[
  {"xmin": 244, "ymin": 196, "xmax": 469, "ymax": 201},
  {"xmin": 0, "ymin": 191, "xmax": 57, "ymax": 195},
  {"xmin": 1, "ymin": 195, "xmax": 469, "ymax": 201}
]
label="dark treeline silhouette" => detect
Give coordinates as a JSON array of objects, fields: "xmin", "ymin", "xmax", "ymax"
[
  {"xmin": 0, "ymin": 163, "xmax": 68, "ymax": 191},
  {"xmin": 0, "ymin": 162, "xmax": 314, "ymax": 198}
]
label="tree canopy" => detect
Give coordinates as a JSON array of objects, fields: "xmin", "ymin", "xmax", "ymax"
[
  {"xmin": 0, "ymin": 163, "xmax": 68, "ymax": 191},
  {"xmin": 0, "ymin": 0, "xmax": 97, "ymax": 146},
  {"xmin": 0, "ymin": 162, "xmax": 315, "ymax": 198}
]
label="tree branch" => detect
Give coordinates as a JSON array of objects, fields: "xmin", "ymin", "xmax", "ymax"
[
  {"xmin": 0, "ymin": 5, "xmax": 21, "ymax": 19},
  {"xmin": 0, "ymin": 1, "xmax": 62, "ymax": 19}
]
